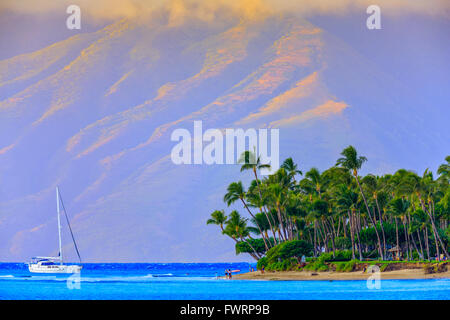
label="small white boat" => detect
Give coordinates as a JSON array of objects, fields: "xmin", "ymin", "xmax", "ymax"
[
  {"xmin": 28, "ymin": 187, "xmax": 82, "ymax": 274},
  {"xmin": 28, "ymin": 257, "xmax": 82, "ymax": 273}
]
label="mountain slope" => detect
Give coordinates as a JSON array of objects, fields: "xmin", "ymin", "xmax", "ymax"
[{"xmin": 0, "ymin": 14, "xmax": 446, "ymax": 262}]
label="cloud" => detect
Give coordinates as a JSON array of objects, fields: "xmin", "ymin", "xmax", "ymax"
[
  {"xmin": 272, "ymin": 0, "xmax": 450, "ymax": 17},
  {"xmin": 269, "ymin": 100, "xmax": 348, "ymax": 128},
  {"xmin": 238, "ymin": 71, "xmax": 320, "ymax": 124},
  {"xmin": 0, "ymin": 143, "xmax": 15, "ymax": 155},
  {"xmin": 1, "ymin": 0, "xmax": 448, "ymax": 23}
]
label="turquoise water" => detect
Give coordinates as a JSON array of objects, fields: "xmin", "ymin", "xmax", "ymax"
[{"xmin": 0, "ymin": 263, "xmax": 449, "ymax": 300}]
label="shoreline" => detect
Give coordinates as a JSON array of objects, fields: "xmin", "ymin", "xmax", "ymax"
[{"xmin": 234, "ymin": 269, "xmax": 450, "ymax": 281}]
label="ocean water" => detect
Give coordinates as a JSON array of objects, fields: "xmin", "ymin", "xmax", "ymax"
[{"xmin": 0, "ymin": 263, "xmax": 449, "ymax": 300}]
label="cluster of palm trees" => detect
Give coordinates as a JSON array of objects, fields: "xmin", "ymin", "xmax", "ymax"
[{"xmin": 207, "ymin": 146, "xmax": 450, "ymax": 262}]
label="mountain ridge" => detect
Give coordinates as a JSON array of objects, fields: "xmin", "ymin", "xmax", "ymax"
[{"xmin": 0, "ymin": 14, "xmax": 447, "ymax": 262}]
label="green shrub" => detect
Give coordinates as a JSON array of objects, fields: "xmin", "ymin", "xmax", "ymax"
[
  {"xmin": 342, "ymin": 260, "xmax": 357, "ymax": 272},
  {"xmin": 303, "ymin": 260, "xmax": 329, "ymax": 272},
  {"xmin": 266, "ymin": 258, "xmax": 296, "ymax": 271},
  {"xmin": 334, "ymin": 262, "xmax": 346, "ymax": 272},
  {"xmin": 235, "ymin": 238, "xmax": 267, "ymax": 255},
  {"xmin": 335, "ymin": 237, "xmax": 352, "ymax": 250},
  {"xmin": 318, "ymin": 264, "xmax": 330, "ymax": 272},
  {"xmin": 278, "ymin": 240, "xmax": 313, "ymax": 260},
  {"xmin": 257, "ymin": 257, "xmax": 268, "ymax": 270},
  {"xmin": 318, "ymin": 250, "xmax": 353, "ymax": 262},
  {"xmin": 265, "ymin": 240, "xmax": 312, "ymax": 264},
  {"xmin": 380, "ymin": 263, "xmax": 390, "ymax": 272},
  {"xmin": 265, "ymin": 244, "xmax": 282, "ymax": 264},
  {"xmin": 317, "ymin": 252, "xmax": 334, "ymax": 263},
  {"xmin": 332, "ymin": 259, "xmax": 358, "ymax": 272}
]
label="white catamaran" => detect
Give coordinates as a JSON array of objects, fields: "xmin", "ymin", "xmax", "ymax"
[{"xmin": 28, "ymin": 187, "xmax": 82, "ymax": 273}]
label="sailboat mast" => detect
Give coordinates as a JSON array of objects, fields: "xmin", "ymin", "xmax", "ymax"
[{"xmin": 56, "ymin": 187, "xmax": 63, "ymax": 265}]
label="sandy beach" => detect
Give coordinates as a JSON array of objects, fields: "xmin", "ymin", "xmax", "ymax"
[{"xmin": 234, "ymin": 269, "xmax": 450, "ymax": 281}]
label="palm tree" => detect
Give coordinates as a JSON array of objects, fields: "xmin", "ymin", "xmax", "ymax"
[
  {"xmin": 208, "ymin": 149, "xmax": 448, "ymax": 263},
  {"xmin": 207, "ymin": 209, "xmax": 244, "ymax": 247},
  {"xmin": 224, "ymin": 210, "xmax": 261, "ymax": 259},
  {"xmin": 406, "ymin": 171, "xmax": 449, "ymax": 260},
  {"xmin": 313, "ymin": 199, "xmax": 336, "ymax": 256},
  {"xmin": 268, "ymin": 183, "xmax": 289, "ymax": 241},
  {"xmin": 246, "ymin": 182, "xmax": 277, "ymax": 246},
  {"xmin": 248, "ymin": 212, "xmax": 272, "ymax": 241},
  {"xmin": 301, "ymin": 168, "xmax": 326, "ymax": 198},
  {"xmin": 238, "ymin": 150, "xmax": 271, "ymax": 190},
  {"xmin": 414, "ymin": 209, "xmax": 431, "ymax": 260},
  {"xmin": 362, "ymin": 174, "xmax": 387, "ymax": 257},
  {"xmin": 224, "ymin": 181, "xmax": 269, "ymax": 250},
  {"xmin": 238, "ymin": 150, "xmax": 275, "ymax": 246},
  {"xmin": 410, "ymin": 209, "xmax": 428, "ymax": 260},
  {"xmin": 334, "ymin": 184, "xmax": 362, "ymax": 259},
  {"xmin": 336, "ymin": 146, "xmax": 384, "ymax": 259},
  {"xmin": 206, "ymin": 210, "xmax": 227, "ymax": 232},
  {"xmin": 389, "ymin": 198, "xmax": 411, "ymax": 260},
  {"xmin": 281, "ymin": 157, "xmax": 302, "ymax": 182},
  {"xmin": 437, "ymin": 156, "xmax": 450, "ymax": 184}
]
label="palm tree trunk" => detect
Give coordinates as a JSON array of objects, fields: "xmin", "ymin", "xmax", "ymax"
[
  {"xmin": 240, "ymin": 237, "xmax": 261, "ymax": 260},
  {"xmin": 313, "ymin": 221, "xmax": 317, "ymax": 257},
  {"xmin": 261, "ymin": 207, "xmax": 277, "ymax": 247},
  {"xmin": 287, "ymin": 218, "xmax": 294, "ymax": 241},
  {"xmin": 342, "ymin": 216, "xmax": 347, "ymax": 238},
  {"xmin": 253, "ymin": 168, "xmax": 278, "ymax": 247},
  {"xmin": 410, "ymin": 233, "xmax": 421, "ymax": 259},
  {"xmin": 407, "ymin": 211, "xmax": 413, "ymax": 259},
  {"xmin": 354, "ymin": 175, "xmax": 384, "ymax": 259},
  {"xmin": 395, "ymin": 217, "xmax": 399, "ymax": 259},
  {"xmin": 402, "ymin": 219, "xmax": 410, "ymax": 260},
  {"xmin": 354, "ymin": 211, "xmax": 363, "ymax": 260},
  {"xmin": 424, "ymin": 228, "xmax": 430, "ymax": 260},
  {"xmin": 320, "ymin": 220, "xmax": 328, "ymax": 253},
  {"xmin": 375, "ymin": 198, "xmax": 387, "ymax": 258},
  {"xmin": 276, "ymin": 205, "xmax": 287, "ymax": 241},
  {"xmin": 348, "ymin": 211, "xmax": 356, "ymax": 260},
  {"xmin": 241, "ymin": 199, "xmax": 269, "ymax": 251},
  {"xmin": 326, "ymin": 218, "xmax": 336, "ymax": 257},
  {"xmin": 416, "ymin": 230, "xmax": 424, "ymax": 260},
  {"xmin": 229, "ymin": 235, "xmax": 258, "ymax": 261},
  {"xmin": 316, "ymin": 220, "xmax": 324, "ymax": 252},
  {"xmin": 337, "ymin": 217, "xmax": 341, "ymax": 238},
  {"xmin": 419, "ymin": 198, "xmax": 448, "ymax": 260}
]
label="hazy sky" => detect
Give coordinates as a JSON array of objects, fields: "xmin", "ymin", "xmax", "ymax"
[
  {"xmin": 0, "ymin": 1, "xmax": 449, "ymax": 262},
  {"xmin": 1, "ymin": 0, "xmax": 449, "ymax": 18}
]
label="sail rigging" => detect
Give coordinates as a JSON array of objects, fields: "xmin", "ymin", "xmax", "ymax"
[
  {"xmin": 58, "ymin": 188, "xmax": 82, "ymax": 263},
  {"xmin": 28, "ymin": 186, "xmax": 82, "ymax": 274}
]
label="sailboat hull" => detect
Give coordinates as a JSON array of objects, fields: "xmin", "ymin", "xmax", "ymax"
[{"xmin": 28, "ymin": 263, "xmax": 82, "ymax": 274}]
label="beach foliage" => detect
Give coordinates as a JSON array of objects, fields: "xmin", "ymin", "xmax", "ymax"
[{"xmin": 207, "ymin": 148, "xmax": 450, "ymax": 263}]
